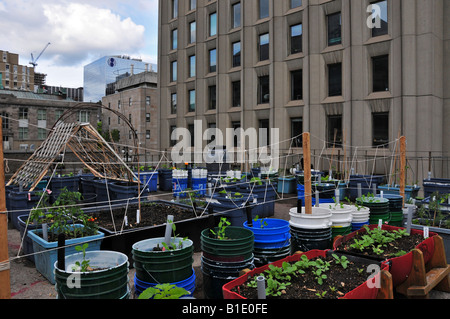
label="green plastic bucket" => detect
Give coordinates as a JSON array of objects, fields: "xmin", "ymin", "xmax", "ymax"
[
  {"xmin": 201, "ymin": 226, "xmax": 254, "ymax": 262},
  {"xmin": 132, "ymin": 237, "xmax": 194, "ymax": 284},
  {"xmin": 54, "ymin": 251, "xmax": 129, "ymax": 299}
]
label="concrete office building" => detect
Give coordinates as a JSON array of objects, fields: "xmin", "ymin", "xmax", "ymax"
[
  {"xmin": 158, "ymin": 0, "xmax": 450, "ymax": 182},
  {"xmin": 102, "ymin": 71, "xmax": 160, "ymax": 165},
  {"xmin": 0, "ymin": 50, "xmax": 35, "ymax": 91}
]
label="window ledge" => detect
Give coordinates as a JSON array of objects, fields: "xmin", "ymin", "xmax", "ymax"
[
  {"xmin": 205, "ymin": 109, "xmax": 217, "ymax": 115},
  {"xmin": 255, "ymin": 103, "xmax": 270, "ymax": 110},
  {"xmin": 228, "ymin": 107, "xmax": 242, "ymax": 112},
  {"xmin": 286, "ymin": 52, "xmax": 305, "ymax": 61},
  {"xmin": 255, "ymin": 60, "xmax": 270, "ymax": 68},
  {"xmin": 286, "ymin": 100, "xmax": 305, "ymax": 107},
  {"xmin": 364, "ymin": 34, "xmax": 392, "ymax": 46},
  {"xmin": 321, "ymin": 44, "xmax": 344, "ymax": 54},
  {"xmin": 322, "ymin": 96, "xmax": 345, "ymax": 104},
  {"xmin": 366, "ymin": 91, "xmax": 392, "ymax": 100}
]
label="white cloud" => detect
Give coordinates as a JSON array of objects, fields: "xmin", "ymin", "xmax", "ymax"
[{"xmin": 0, "ymin": 0, "xmax": 151, "ymax": 87}]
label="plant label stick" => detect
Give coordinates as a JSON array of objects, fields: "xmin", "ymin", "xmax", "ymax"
[
  {"xmin": 406, "ymin": 205, "xmax": 413, "ymax": 235},
  {"xmin": 378, "ymin": 219, "xmax": 383, "ymax": 229},
  {"xmin": 423, "ymin": 227, "xmax": 429, "ymax": 239},
  {"xmin": 136, "ymin": 210, "xmax": 140, "ymax": 224}
]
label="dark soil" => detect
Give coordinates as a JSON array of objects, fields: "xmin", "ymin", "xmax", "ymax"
[
  {"xmin": 231, "ymin": 255, "xmax": 374, "ymax": 299},
  {"xmin": 91, "ymin": 201, "xmax": 198, "ymax": 231},
  {"xmin": 334, "ymin": 232, "xmax": 426, "ymax": 260}
]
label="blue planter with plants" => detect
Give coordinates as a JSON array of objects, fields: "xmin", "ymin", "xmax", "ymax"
[
  {"xmin": 210, "ymin": 192, "xmax": 258, "ymax": 226},
  {"xmin": 49, "ymin": 175, "xmax": 80, "ymax": 201},
  {"xmin": 109, "ymin": 181, "xmax": 149, "ymax": 205},
  {"xmin": 378, "ymin": 184, "xmax": 420, "ymax": 201},
  {"xmin": 348, "ymin": 174, "xmax": 385, "ymax": 200},
  {"xmin": 8, "ymin": 189, "xmax": 43, "ymax": 230},
  {"xmin": 423, "ymin": 178, "xmax": 450, "ymax": 197},
  {"xmin": 27, "ymin": 225, "xmax": 104, "ymax": 284},
  {"xmin": 237, "ymin": 178, "xmax": 277, "ymax": 217}
]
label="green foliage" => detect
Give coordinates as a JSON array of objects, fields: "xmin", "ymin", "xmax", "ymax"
[
  {"xmin": 210, "ymin": 217, "xmax": 231, "ymax": 240},
  {"xmin": 138, "ymin": 284, "xmax": 190, "ymax": 299},
  {"xmin": 72, "ymin": 243, "xmax": 90, "ymax": 272},
  {"xmin": 161, "ymin": 220, "xmax": 188, "ymax": 251},
  {"xmin": 253, "ymin": 215, "xmax": 268, "ymax": 228},
  {"xmin": 332, "ymin": 254, "xmax": 349, "ymax": 269}
]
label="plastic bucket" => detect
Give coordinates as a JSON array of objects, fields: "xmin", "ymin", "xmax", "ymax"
[
  {"xmin": 201, "ymin": 227, "xmax": 254, "ymax": 262},
  {"xmin": 109, "ymin": 182, "xmax": 145, "ymax": 205},
  {"xmin": 243, "ymin": 219, "xmax": 290, "ymax": 249},
  {"xmin": 201, "ymin": 255, "xmax": 255, "ymax": 299},
  {"xmin": 352, "ymin": 221, "xmax": 370, "ymax": 232},
  {"xmin": 54, "ymin": 251, "xmax": 129, "ymax": 299},
  {"xmin": 253, "ymin": 245, "xmax": 291, "ymax": 267},
  {"xmin": 192, "ymin": 178, "xmax": 207, "ymax": 196},
  {"xmin": 158, "ymin": 169, "xmax": 173, "ymax": 191},
  {"xmin": 289, "ymin": 207, "xmax": 333, "ymax": 230},
  {"xmin": 93, "ymin": 179, "xmax": 114, "ymax": 205},
  {"xmin": 290, "ymin": 225, "xmax": 332, "ymax": 252},
  {"xmin": 8, "ymin": 190, "xmax": 42, "ymax": 230},
  {"xmin": 132, "ymin": 237, "xmax": 194, "ymax": 284},
  {"xmin": 136, "ymin": 171, "xmax": 158, "ymax": 192},
  {"xmin": 332, "ymin": 225, "xmax": 352, "ymax": 239},
  {"xmin": 133, "ymin": 269, "xmax": 196, "ymax": 297},
  {"xmin": 173, "ymin": 178, "xmax": 188, "ymax": 198}
]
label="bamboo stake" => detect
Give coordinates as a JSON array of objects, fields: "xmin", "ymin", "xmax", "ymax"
[
  {"xmin": 400, "ymin": 136, "xmax": 406, "ymax": 207},
  {"xmin": 303, "ymin": 132, "xmax": 312, "ymax": 214},
  {"xmin": 0, "ymin": 118, "xmax": 11, "ymax": 299}
]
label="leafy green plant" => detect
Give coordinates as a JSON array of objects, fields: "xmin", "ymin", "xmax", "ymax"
[
  {"xmin": 316, "ymin": 290, "xmax": 327, "ymax": 299},
  {"xmin": 72, "ymin": 243, "xmax": 90, "ymax": 272},
  {"xmin": 138, "ymin": 284, "xmax": 190, "ymax": 299},
  {"xmin": 332, "ymin": 254, "xmax": 349, "ymax": 269},
  {"xmin": 265, "ymin": 278, "xmax": 289, "ymax": 297},
  {"xmin": 161, "ymin": 220, "xmax": 188, "ymax": 251},
  {"xmin": 210, "ymin": 217, "xmax": 231, "ymax": 240},
  {"xmin": 253, "ymin": 215, "xmax": 268, "ymax": 228}
]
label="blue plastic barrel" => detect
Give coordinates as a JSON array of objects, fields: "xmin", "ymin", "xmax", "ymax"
[
  {"xmin": 173, "ymin": 177, "xmax": 188, "ymax": 198},
  {"xmin": 134, "ymin": 269, "xmax": 196, "ymax": 297},
  {"xmin": 351, "ymin": 221, "xmax": 370, "ymax": 232},
  {"xmin": 243, "ymin": 219, "xmax": 291, "ymax": 249},
  {"xmin": 136, "ymin": 171, "xmax": 158, "ymax": 192},
  {"xmin": 192, "ymin": 178, "xmax": 207, "ymax": 196}
]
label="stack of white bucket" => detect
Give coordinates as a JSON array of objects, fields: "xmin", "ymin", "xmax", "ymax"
[{"xmin": 173, "ymin": 169, "xmax": 189, "ymax": 198}]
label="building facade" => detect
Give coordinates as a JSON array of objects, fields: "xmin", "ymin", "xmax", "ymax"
[
  {"xmin": 102, "ymin": 71, "xmax": 160, "ymax": 166},
  {"xmin": 84, "ymin": 55, "xmax": 157, "ymax": 103},
  {"xmin": 158, "ymin": 0, "xmax": 450, "ymax": 181},
  {"xmin": 0, "ymin": 50, "xmax": 35, "ymax": 91}
]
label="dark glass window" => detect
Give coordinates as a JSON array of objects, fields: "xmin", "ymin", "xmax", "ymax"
[
  {"xmin": 259, "ymin": 119, "xmax": 270, "ymax": 146},
  {"xmin": 291, "ymin": 118, "xmax": 303, "ymax": 147},
  {"xmin": 328, "ymin": 63, "xmax": 342, "ymax": 97},
  {"xmin": 258, "ymin": 75, "xmax": 270, "ymax": 104},
  {"xmin": 209, "ymin": 85, "xmax": 216, "ymax": 110},
  {"xmin": 232, "ymin": 41, "xmax": 241, "ymax": 67},
  {"xmin": 373, "ymin": 112, "xmax": 389, "ymax": 148},
  {"xmin": 210, "ymin": 12, "xmax": 217, "ymax": 37},
  {"xmin": 189, "ymin": 21, "xmax": 196, "ymax": 43},
  {"xmin": 188, "ymin": 124, "xmax": 195, "ymax": 147},
  {"xmin": 371, "ymin": 0, "xmax": 388, "ymax": 37},
  {"xmin": 259, "ymin": 33, "xmax": 269, "ymax": 61},
  {"xmin": 259, "ymin": 0, "xmax": 269, "ymax": 19},
  {"xmin": 171, "ymin": 61, "xmax": 177, "ymax": 82},
  {"xmin": 209, "ymin": 49, "xmax": 217, "ymax": 73},
  {"xmin": 170, "ymin": 125, "xmax": 177, "ymax": 146},
  {"xmin": 327, "ymin": 12, "xmax": 342, "ymax": 46},
  {"xmin": 291, "ymin": 0, "xmax": 302, "ymax": 9},
  {"xmin": 171, "ymin": 93, "xmax": 177, "ymax": 114},
  {"xmin": 290, "ymin": 24, "xmax": 302, "ymax": 54},
  {"xmin": 233, "ymin": 3, "xmax": 241, "ymax": 29},
  {"xmin": 171, "ymin": 29, "xmax": 178, "ymax": 50},
  {"xmin": 189, "ymin": 55, "xmax": 196, "ymax": 78},
  {"xmin": 291, "ymin": 70, "xmax": 302, "ymax": 100},
  {"xmin": 189, "ymin": 90, "xmax": 196, "ymax": 112},
  {"xmin": 172, "ymin": 0, "xmax": 178, "ymax": 19},
  {"xmin": 372, "ymin": 55, "xmax": 389, "ymax": 92},
  {"xmin": 232, "ymin": 81, "xmax": 241, "ymax": 107},
  {"xmin": 327, "ymin": 115, "xmax": 343, "ymax": 148}
]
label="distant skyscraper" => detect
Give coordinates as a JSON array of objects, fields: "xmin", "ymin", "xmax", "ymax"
[{"xmin": 83, "ymin": 55, "xmax": 157, "ymax": 102}]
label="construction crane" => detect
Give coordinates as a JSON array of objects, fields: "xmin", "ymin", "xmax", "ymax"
[{"xmin": 29, "ymin": 42, "xmax": 51, "ymax": 68}]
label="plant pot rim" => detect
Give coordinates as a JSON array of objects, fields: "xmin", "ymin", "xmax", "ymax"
[
  {"xmin": 54, "ymin": 250, "xmax": 129, "ymax": 274},
  {"xmin": 27, "ymin": 225, "xmax": 105, "ymax": 247},
  {"xmin": 132, "ymin": 237, "xmax": 194, "ymax": 254}
]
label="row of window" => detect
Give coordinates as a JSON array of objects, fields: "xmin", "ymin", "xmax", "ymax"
[{"xmin": 170, "ymin": 53, "xmax": 388, "ymax": 115}]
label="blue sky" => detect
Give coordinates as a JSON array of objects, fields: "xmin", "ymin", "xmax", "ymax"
[{"xmin": 0, "ymin": 0, "xmax": 159, "ymax": 87}]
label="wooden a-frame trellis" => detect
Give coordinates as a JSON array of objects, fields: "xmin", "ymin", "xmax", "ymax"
[{"xmin": 6, "ymin": 121, "xmax": 138, "ymax": 191}]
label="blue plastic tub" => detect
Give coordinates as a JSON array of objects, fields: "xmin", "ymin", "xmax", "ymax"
[
  {"xmin": 351, "ymin": 221, "xmax": 370, "ymax": 232},
  {"xmin": 158, "ymin": 169, "xmax": 173, "ymax": 191},
  {"xmin": 243, "ymin": 219, "xmax": 291, "ymax": 249},
  {"xmin": 134, "ymin": 269, "xmax": 196, "ymax": 297},
  {"xmin": 192, "ymin": 178, "xmax": 207, "ymax": 196},
  {"xmin": 378, "ymin": 185, "xmax": 420, "ymax": 201},
  {"xmin": 136, "ymin": 171, "xmax": 158, "ymax": 192},
  {"xmin": 348, "ymin": 175, "xmax": 384, "ymax": 200},
  {"xmin": 297, "ymin": 185, "xmax": 335, "ymax": 206},
  {"xmin": 8, "ymin": 190, "xmax": 42, "ymax": 230},
  {"xmin": 423, "ymin": 178, "xmax": 450, "ymax": 197},
  {"xmin": 277, "ymin": 177, "xmax": 296, "ymax": 194},
  {"xmin": 209, "ymin": 193, "xmax": 259, "ymax": 226},
  {"xmin": 173, "ymin": 177, "xmax": 188, "ymax": 198}
]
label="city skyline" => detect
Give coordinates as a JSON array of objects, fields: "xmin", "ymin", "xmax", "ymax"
[{"xmin": 0, "ymin": 0, "xmax": 159, "ymax": 88}]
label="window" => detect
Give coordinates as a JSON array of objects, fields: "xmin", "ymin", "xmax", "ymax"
[
  {"xmin": 291, "ymin": 70, "xmax": 302, "ymax": 100},
  {"xmin": 146, "ymin": 130, "xmax": 151, "ymax": 140},
  {"xmin": 209, "ymin": 85, "xmax": 217, "ymax": 110},
  {"xmin": 207, "ymin": 123, "xmax": 217, "ymax": 145},
  {"xmin": 258, "ymin": 75, "xmax": 270, "ymax": 104},
  {"xmin": 19, "ymin": 108, "xmax": 28, "ymax": 120},
  {"xmin": 188, "ymin": 124, "xmax": 195, "ymax": 147},
  {"xmin": 291, "ymin": 0, "xmax": 302, "ymax": 9},
  {"xmin": 232, "ymin": 81, "xmax": 241, "ymax": 107},
  {"xmin": 189, "ymin": 89, "xmax": 196, "ymax": 112},
  {"xmin": 209, "ymin": 12, "xmax": 217, "ymax": 37},
  {"xmin": 232, "ymin": 121, "xmax": 241, "ymax": 147},
  {"xmin": 328, "ymin": 63, "xmax": 342, "ymax": 97},
  {"xmin": 259, "ymin": 33, "xmax": 269, "ymax": 61},
  {"xmin": 118, "ymin": 100, "xmax": 121, "ymax": 109},
  {"xmin": 18, "ymin": 127, "xmax": 28, "ymax": 140},
  {"xmin": 373, "ymin": 112, "xmax": 389, "ymax": 148},
  {"xmin": 291, "ymin": 118, "xmax": 303, "ymax": 147},
  {"xmin": 129, "ymin": 97, "xmax": 132, "ymax": 107},
  {"xmin": 146, "ymin": 113, "xmax": 151, "ymax": 122},
  {"xmin": 79, "ymin": 111, "xmax": 89, "ymax": 123},
  {"xmin": 38, "ymin": 128, "xmax": 47, "ymax": 140},
  {"xmin": 232, "ymin": 2, "xmax": 241, "ymax": 29},
  {"xmin": 171, "ymin": 93, "xmax": 177, "ymax": 114},
  {"xmin": 259, "ymin": 119, "xmax": 270, "ymax": 146},
  {"xmin": 189, "ymin": 21, "xmax": 196, "ymax": 44},
  {"xmin": 190, "ymin": 0, "xmax": 196, "ymax": 11},
  {"xmin": 189, "ymin": 55, "xmax": 196, "ymax": 78},
  {"xmin": 37, "ymin": 109, "xmax": 46, "ymax": 121},
  {"xmin": 290, "ymin": 24, "xmax": 302, "ymax": 54},
  {"xmin": 327, "ymin": 115, "xmax": 343, "ymax": 148},
  {"xmin": 1, "ymin": 112, "xmax": 9, "ymax": 129},
  {"xmin": 55, "ymin": 110, "xmax": 64, "ymax": 122},
  {"xmin": 259, "ymin": 0, "xmax": 269, "ymax": 19},
  {"xmin": 372, "ymin": 55, "xmax": 389, "ymax": 92},
  {"xmin": 172, "ymin": 0, "xmax": 178, "ymax": 19},
  {"xmin": 371, "ymin": 0, "xmax": 388, "ymax": 37},
  {"xmin": 171, "ymin": 61, "xmax": 177, "ymax": 82},
  {"xmin": 171, "ymin": 29, "xmax": 178, "ymax": 50},
  {"xmin": 146, "ymin": 96, "xmax": 151, "ymax": 106},
  {"xmin": 209, "ymin": 49, "xmax": 217, "ymax": 73},
  {"xmin": 327, "ymin": 12, "xmax": 342, "ymax": 46},
  {"xmin": 232, "ymin": 41, "xmax": 241, "ymax": 67}
]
